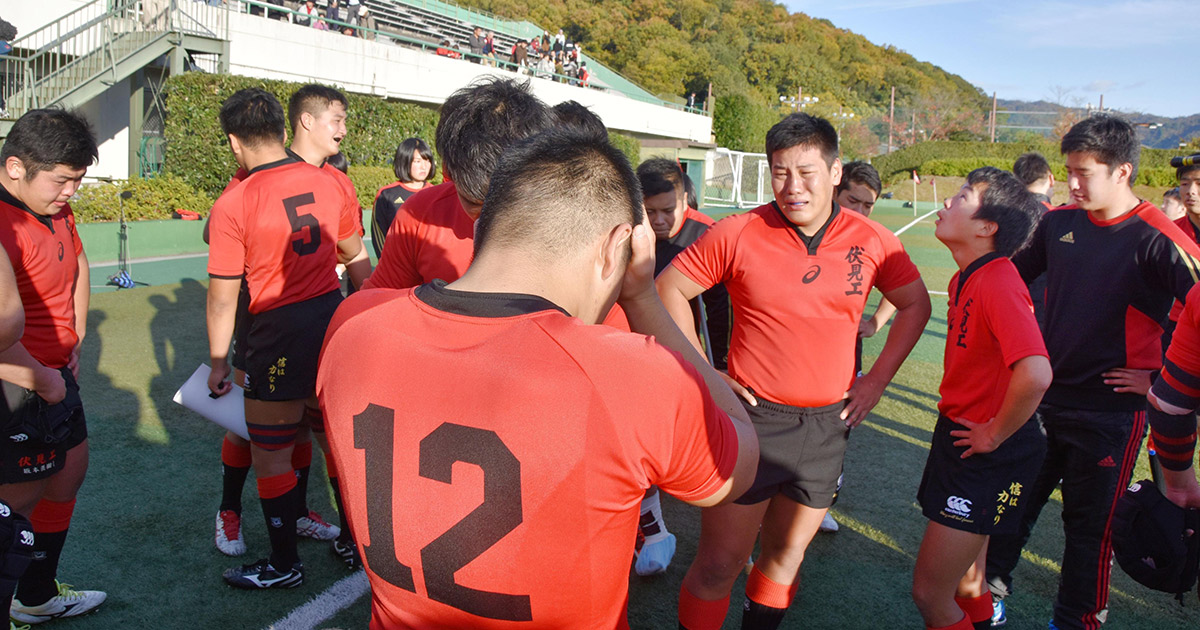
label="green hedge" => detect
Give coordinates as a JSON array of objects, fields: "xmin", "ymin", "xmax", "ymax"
[
  {"xmin": 348, "ymin": 166, "xmax": 397, "ymax": 209},
  {"xmin": 164, "ymin": 73, "xmax": 439, "ymax": 198},
  {"xmin": 874, "ymin": 140, "xmax": 1182, "ymax": 186},
  {"xmin": 71, "ymin": 174, "xmax": 215, "ymax": 222},
  {"xmin": 609, "ymin": 132, "xmax": 643, "ymax": 170}
]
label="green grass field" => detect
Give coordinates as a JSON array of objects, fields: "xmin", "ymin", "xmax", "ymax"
[{"xmin": 56, "ymin": 199, "xmax": 1199, "ymax": 629}]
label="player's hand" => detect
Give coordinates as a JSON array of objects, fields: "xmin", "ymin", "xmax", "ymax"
[
  {"xmin": 720, "ymin": 370, "xmax": 756, "ymax": 407},
  {"xmin": 841, "ymin": 372, "xmax": 884, "ymax": 427},
  {"xmin": 208, "ymin": 359, "xmax": 233, "ymax": 397},
  {"xmin": 858, "ymin": 317, "xmax": 878, "ymax": 339},
  {"xmin": 35, "ymin": 366, "xmax": 66, "ymax": 405},
  {"xmin": 618, "ymin": 219, "xmax": 657, "ymax": 308},
  {"xmin": 948, "ymin": 416, "xmax": 1002, "ymax": 458},
  {"xmin": 1102, "ymin": 368, "xmax": 1153, "ymax": 395},
  {"xmin": 67, "ymin": 344, "xmax": 81, "ymax": 380}
]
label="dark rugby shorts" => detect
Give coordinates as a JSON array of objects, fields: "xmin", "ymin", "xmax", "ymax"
[
  {"xmin": 734, "ymin": 397, "xmax": 849, "ymax": 508},
  {"xmin": 231, "ymin": 281, "xmax": 253, "ymax": 373},
  {"xmin": 0, "ymin": 368, "xmax": 86, "ymax": 484},
  {"xmin": 917, "ymin": 413, "xmax": 1047, "ymax": 535},
  {"xmin": 244, "ymin": 290, "xmax": 342, "ymax": 402}
]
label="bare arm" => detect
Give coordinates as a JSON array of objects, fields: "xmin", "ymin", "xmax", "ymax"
[
  {"xmin": 859, "ymin": 296, "xmax": 897, "ymax": 339},
  {"xmin": 950, "ymin": 354, "xmax": 1052, "ymax": 457},
  {"xmin": 843, "ymin": 278, "xmax": 931, "ymax": 426},
  {"xmin": 69, "ymin": 249, "xmax": 90, "ymax": 378},
  {"xmin": 0, "ymin": 342, "xmax": 65, "ymax": 404},
  {"xmin": 0, "ymin": 244, "xmax": 23, "ymax": 352},
  {"xmin": 656, "ymin": 266, "xmax": 756, "ymax": 406},
  {"xmin": 628, "ymin": 229, "xmax": 758, "ymax": 506},
  {"xmin": 337, "ymin": 235, "xmax": 371, "ymax": 290},
  {"xmin": 206, "ymin": 277, "xmax": 241, "ymax": 396}
]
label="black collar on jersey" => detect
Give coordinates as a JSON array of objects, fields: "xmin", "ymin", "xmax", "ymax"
[
  {"xmin": 0, "ymin": 183, "xmax": 54, "ymax": 230},
  {"xmin": 770, "ymin": 200, "xmax": 840, "ymax": 255},
  {"xmin": 247, "ymin": 153, "xmax": 303, "ymax": 175},
  {"xmin": 415, "ymin": 279, "xmax": 570, "ymax": 318},
  {"xmin": 1187, "ymin": 218, "xmax": 1200, "ymax": 244},
  {"xmin": 953, "ymin": 251, "xmax": 1003, "ymax": 306}
]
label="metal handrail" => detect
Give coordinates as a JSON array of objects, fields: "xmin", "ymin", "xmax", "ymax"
[{"xmin": 0, "ymin": 0, "xmax": 228, "ymax": 119}]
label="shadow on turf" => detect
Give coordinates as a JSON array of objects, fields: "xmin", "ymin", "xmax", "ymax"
[{"xmin": 147, "ymin": 279, "xmax": 209, "ymax": 443}]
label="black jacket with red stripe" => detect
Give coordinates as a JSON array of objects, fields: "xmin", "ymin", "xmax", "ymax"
[{"xmin": 1013, "ymin": 201, "xmax": 1200, "ymax": 411}]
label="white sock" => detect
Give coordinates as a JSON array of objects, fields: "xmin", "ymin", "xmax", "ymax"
[{"xmin": 639, "ymin": 491, "xmax": 670, "ymax": 544}]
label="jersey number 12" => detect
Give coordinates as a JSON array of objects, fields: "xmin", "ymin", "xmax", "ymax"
[{"xmin": 352, "ymin": 404, "xmax": 533, "ymax": 622}]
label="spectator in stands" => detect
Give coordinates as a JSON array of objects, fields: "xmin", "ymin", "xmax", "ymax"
[
  {"xmin": 541, "ymin": 31, "xmax": 551, "ymax": 52},
  {"xmin": 346, "ymin": 0, "xmax": 360, "ymax": 27},
  {"xmin": 296, "ymin": 0, "xmax": 319, "ymax": 27},
  {"xmin": 483, "ymin": 31, "xmax": 497, "ymax": 66},
  {"xmin": 512, "ymin": 40, "xmax": 529, "ymax": 74},
  {"xmin": 468, "ymin": 26, "xmax": 484, "ymax": 63},
  {"xmin": 325, "ymin": 0, "xmax": 344, "ymax": 27},
  {"xmin": 537, "ymin": 53, "xmax": 555, "ymax": 79},
  {"xmin": 554, "ymin": 29, "xmax": 565, "ymax": 53},
  {"xmin": 578, "ymin": 62, "xmax": 590, "ymax": 87},
  {"xmin": 371, "ymin": 138, "xmax": 435, "ymax": 259}
]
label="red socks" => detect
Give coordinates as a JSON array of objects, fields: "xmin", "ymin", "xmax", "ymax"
[{"xmin": 678, "ymin": 584, "xmax": 729, "ymax": 630}]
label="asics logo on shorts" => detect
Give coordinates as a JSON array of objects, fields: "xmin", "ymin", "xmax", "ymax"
[
  {"xmin": 945, "ymin": 495, "xmax": 972, "ymax": 517},
  {"xmin": 19, "ymin": 531, "xmax": 33, "ymax": 547},
  {"xmin": 0, "ymin": 504, "xmax": 9, "ymax": 518},
  {"xmin": 9, "ymin": 434, "xmax": 27, "ymax": 442}
]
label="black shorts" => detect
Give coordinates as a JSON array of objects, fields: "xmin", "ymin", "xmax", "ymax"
[
  {"xmin": 734, "ymin": 398, "xmax": 849, "ymax": 508},
  {"xmin": 231, "ymin": 280, "xmax": 252, "ymax": 373},
  {"xmin": 917, "ymin": 414, "xmax": 1047, "ymax": 535},
  {"xmin": 244, "ymin": 290, "xmax": 342, "ymax": 402},
  {"xmin": 0, "ymin": 368, "xmax": 86, "ymax": 484}
]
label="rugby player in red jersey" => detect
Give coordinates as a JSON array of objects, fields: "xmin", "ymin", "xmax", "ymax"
[
  {"xmin": 0, "ymin": 109, "xmax": 107, "ymax": 624},
  {"xmin": 912, "ymin": 167, "xmax": 1050, "ymax": 630}
]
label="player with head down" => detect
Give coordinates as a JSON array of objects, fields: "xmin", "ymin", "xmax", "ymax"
[
  {"xmin": 0, "ymin": 109, "xmax": 106, "ymax": 625},
  {"xmin": 318, "ymin": 126, "xmax": 759, "ymax": 629},
  {"xmin": 206, "ymin": 88, "xmax": 367, "ymax": 589}
]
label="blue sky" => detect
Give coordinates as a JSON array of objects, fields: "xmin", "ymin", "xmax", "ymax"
[{"xmin": 782, "ymin": 0, "xmax": 1195, "ymax": 118}]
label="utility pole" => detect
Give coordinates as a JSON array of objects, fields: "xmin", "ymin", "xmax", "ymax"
[
  {"xmin": 990, "ymin": 92, "xmax": 997, "ymax": 143},
  {"xmin": 888, "ymin": 86, "xmax": 895, "ymax": 153}
]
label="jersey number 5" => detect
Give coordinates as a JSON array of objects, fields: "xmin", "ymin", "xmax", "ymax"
[
  {"xmin": 283, "ymin": 193, "xmax": 322, "ymax": 256},
  {"xmin": 353, "ymin": 404, "xmax": 533, "ymax": 622}
]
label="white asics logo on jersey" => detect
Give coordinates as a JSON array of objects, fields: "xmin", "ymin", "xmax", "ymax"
[
  {"xmin": 9, "ymin": 434, "xmax": 27, "ymax": 442},
  {"xmin": 19, "ymin": 531, "xmax": 33, "ymax": 547},
  {"xmin": 946, "ymin": 496, "xmax": 972, "ymax": 517}
]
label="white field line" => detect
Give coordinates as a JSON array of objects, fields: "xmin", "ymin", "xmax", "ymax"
[
  {"xmin": 894, "ymin": 207, "xmax": 940, "ymax": 236},
  {"xmin": 265, "ymin": 570, "xmax": 369, "ymax": 630}
]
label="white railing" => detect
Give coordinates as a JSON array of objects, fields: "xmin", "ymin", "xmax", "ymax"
[{"xmin": 704, "ymin": 148, "xmax": 769, "ymax": 209}]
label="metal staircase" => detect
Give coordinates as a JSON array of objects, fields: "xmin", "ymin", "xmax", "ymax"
[{"xmin": 0, "ymin": 0, "xmax": 229, "ymax": 135}]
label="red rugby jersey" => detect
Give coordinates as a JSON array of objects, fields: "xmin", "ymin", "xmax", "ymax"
[
  {"xmin": 207, "ymin": 156, "xmax": 359, "ymax": 313},
  {"xmin": 363, "ymin": 182, "xmax": 473, "ymax": 290},
  {"xmin": 938, "ymin": 254, "xmax": 1048, "ymax": 424},
  {"xmin": 671, "ymin": 202, "xmax": 921, "ymax": 407},
  {"xmin": 1168, "ymin": 214, "xmax": 1200, "ymax": 321},
  {"xmin": 317, "ymin": 283, "xmax": 739, "ymax": 629},
  {"xmin": 323, "ymin": 161, "xmax": 364, "ymax": 236},
  {"xmin": 0, "ymin": 189, "xmax": 82, "ymax": 369}
]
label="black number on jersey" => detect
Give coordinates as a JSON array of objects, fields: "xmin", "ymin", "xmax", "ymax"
[
  {"xmin": 353, "ymin": 406, "xmax": 533, "ymax": 622},
  {"xmin": 282, "ymin": 193, "xmax": 321, "ymax": 256}
]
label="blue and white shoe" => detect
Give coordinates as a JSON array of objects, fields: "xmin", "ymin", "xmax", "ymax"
[
  {"xmin": 991, "ymin": 598, "xmax": 1006, "ymax": 627},
  {"xmin": 634, "ymin": 533, "xmax": 676, "ymax": 576}
]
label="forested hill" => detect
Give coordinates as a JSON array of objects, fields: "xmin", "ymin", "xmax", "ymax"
[{"xmin": 457, "ymin": 0, "xmax": 989, "ymax": 154}]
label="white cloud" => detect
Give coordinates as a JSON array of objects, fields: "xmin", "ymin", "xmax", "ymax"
[{"xmin": 1084, "ymin": 80, "xmax": 1116, "ymax": 92}]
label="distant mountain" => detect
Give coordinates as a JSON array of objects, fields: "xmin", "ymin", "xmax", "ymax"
[{"xmin": 997, "ymin": 99, "xmax": 1200, "ymax": 150}]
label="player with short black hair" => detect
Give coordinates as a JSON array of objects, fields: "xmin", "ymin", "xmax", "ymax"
[
  {"xmin": 371, "ymin": 137, "xmax": 434, "ymax": 259},
  {"xmin": 318, "ymin": 126, "xmax": 759, "ymax": 628},
  {"xmin": 629, "ymin": 156, "xmax": 732, "ymax": 576},
  {"xmin": 1162, "ymin": 187, "xmax": 1184, "ymax": 221},
  {"xmin": 206, "ymin": 88, "xmax": 367, "ymax": 590},
  {"xmin": 550, "ymin": 100, "xmax": 607, "ymax": 140},
  {"xmin": 0, "ymin": 108, "xmax": 106, "ymax": 625},
  {"xmin": 1013, "ymin": 152, "xmax": 1055, "ymax": 208},
  {"xmin": 286, "ymin": 84, "xmax": 349, "ymax": 140},
  {"xmin": 364, "ymin": 77, "xmax": 553, "ymax": 290},
  {"xmin": 835, "ymin": 160, "xmax": 882, "ymax": 217},
  {"xmin": 985, "ymin": 114, "xmax": 1200, "ymax": 630},
  {"xmin": 911, "ymin": 167, "xmax": 1050, "ymax": 630},
  {"xmin": 661, "ymin": 113, "xmax": 931, "ymax": 629}
]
